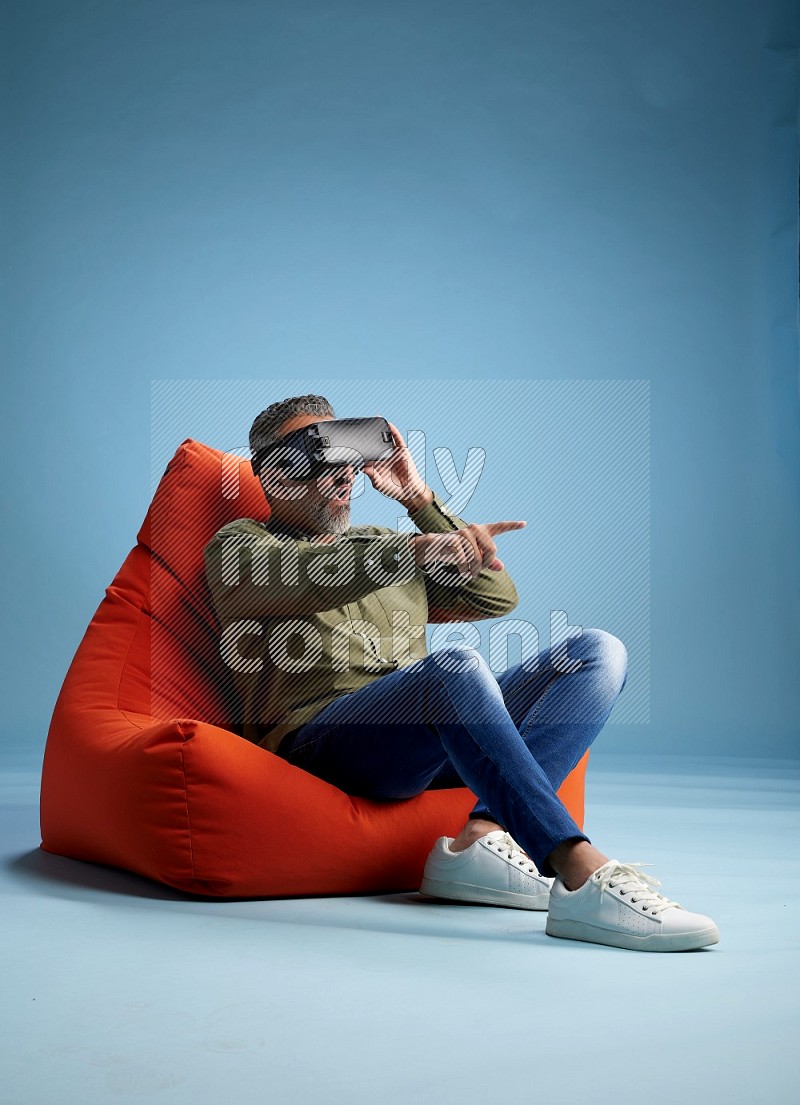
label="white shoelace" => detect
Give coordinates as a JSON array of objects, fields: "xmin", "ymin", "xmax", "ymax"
[
  {"xmin": 596, "ymin": 861, "xmax": 683, "ymax": 914},
  {"xmin": 490, "ymin": 831, "xmax": 541, "ymax": 876}
]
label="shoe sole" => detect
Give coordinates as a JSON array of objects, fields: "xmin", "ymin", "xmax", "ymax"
[
  {"xmin": 419, "ymin": 875, "xmax": 550, "ymax": 911},
  {"xmin": 545, "ymin": 916, "xmax": 720, "ymax": 952}
]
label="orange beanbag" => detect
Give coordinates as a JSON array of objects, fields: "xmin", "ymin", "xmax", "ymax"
[{"xmin": 39, "ymin": 438, "xmax": 588, "ymax": 898}]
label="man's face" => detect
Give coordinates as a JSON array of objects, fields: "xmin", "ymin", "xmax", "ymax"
[{"xmin": 259, "ymin": 414, "xmax": 356, "ymax": 537}]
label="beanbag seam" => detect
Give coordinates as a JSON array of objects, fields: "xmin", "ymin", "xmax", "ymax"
[
  {"xmin": 177, "ymin": 728, "xmax": 198, "ymax": 883},
  {"xmin": 115, "ymin": 604, "xmax": 147, "ymax": 714}
]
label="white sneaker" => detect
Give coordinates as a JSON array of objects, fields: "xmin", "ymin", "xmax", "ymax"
[
  {"xmin": 419, "ymin": 830, "xmax": 553, "ymax": 910},
  {"xmin": 546, "ymin": 859, "xmax": 720, "ymax": 951}
]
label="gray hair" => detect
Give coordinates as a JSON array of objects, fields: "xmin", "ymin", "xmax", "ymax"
[{"xmin": 249, "ymin": 393, "xmax": 336, "ymax": 457}]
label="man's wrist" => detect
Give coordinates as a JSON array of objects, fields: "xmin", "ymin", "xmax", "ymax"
[{"xmin": 401, "ymin": 485, "xmax": 434, "ymax": 513}]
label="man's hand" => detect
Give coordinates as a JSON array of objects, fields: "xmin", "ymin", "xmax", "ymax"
[
  {"xmin": 412, "ymin": 520, "xmax": 526, "ymax": 584},
  {"xmin": 362, "ymin": 419, "xmax": 431, "ymax": 509}
]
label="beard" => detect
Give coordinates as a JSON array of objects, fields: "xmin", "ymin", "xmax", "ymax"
[{"xmin": 308, "ymin": 496, "xmax": 351, "ymax": 535}]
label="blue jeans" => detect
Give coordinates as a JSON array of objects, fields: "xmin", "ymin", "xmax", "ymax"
[{"xmin": 276, "ymin": 627, "xmax": 628, "ymax": 877}]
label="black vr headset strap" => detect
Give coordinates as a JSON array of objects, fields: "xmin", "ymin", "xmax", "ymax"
[{"xmin": 251, "ymin": 425, "xmax": 314, "ymax": 479}]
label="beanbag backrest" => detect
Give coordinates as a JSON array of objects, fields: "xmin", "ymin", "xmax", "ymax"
[{"xmin": 139, "ymin": 439, "xmax": 269, "ymax": 724}]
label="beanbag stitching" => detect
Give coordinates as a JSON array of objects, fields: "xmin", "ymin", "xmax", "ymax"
[
  {"xmin": 114, "ymin": 604, "xmax": 147, "ymax": 712},
  {"xmin": 178, "ymin": 729, "xmax": 198, "ymax": 882},
  {"xmin": 119, "ymin": 709, "xmax": 197, "ymax": 883},
  {"xmin": 119, "ymin": 709, "xmax": 150, "ymax": 731}
]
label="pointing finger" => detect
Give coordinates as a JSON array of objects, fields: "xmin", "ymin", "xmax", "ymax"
[{"xmin": 484, "ymin": 521, "xmax": 527, "ymax": 536}]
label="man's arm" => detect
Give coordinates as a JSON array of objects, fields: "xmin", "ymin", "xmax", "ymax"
[
  {"xmin": 204, "ymin": 520, "xmax": 417, "ymax": 619},
  {"xmin": 407, "ymin": 488, "xmax": 521, "ymax": 622}
]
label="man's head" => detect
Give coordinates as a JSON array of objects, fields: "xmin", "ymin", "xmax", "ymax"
[{"xmin": 249, "ymin": 394, "xmax": 355, "ymax": 537}]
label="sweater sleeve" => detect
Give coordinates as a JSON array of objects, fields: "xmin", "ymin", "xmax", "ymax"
[
  {"xmin": 407, "ymin": 489, "xmax": 521, "ymax": 622},
  {"xmin": 204, "ymin": 519, "xmax": 418, "ymax": 618}
]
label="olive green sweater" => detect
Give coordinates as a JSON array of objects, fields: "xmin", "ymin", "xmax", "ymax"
[{"xmin": 203, "ymin": 489, "xmax": 519, "ymax": 754}]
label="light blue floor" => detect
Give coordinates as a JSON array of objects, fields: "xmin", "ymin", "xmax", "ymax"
[{"xmin": 3, "ymin": 749, "xmax": 799, "ymax": 1105}]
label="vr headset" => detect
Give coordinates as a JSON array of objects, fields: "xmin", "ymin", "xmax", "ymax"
[{"xmin": 251, "ymin": 416, "xmax": 396, "ymax": 480}]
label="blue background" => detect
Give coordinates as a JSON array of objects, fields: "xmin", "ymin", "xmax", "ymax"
[{"xmin": 3, "ymin": 0, "xmax": 799, "ymax": 759}]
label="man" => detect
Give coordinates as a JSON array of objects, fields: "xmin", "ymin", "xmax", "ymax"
[{"xmin": 204, "ymin": 393, "xmax": 719, "ymax": 952}]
